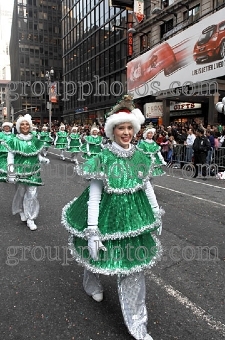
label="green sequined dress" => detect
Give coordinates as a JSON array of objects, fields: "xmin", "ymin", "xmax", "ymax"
[
  {"xmin": 4, "ymin": 133, "xmax": 44, "ymax": 186},
  {"xmin": 62, "ymin": 143, "xmax": 162, "ymax": 276},
  {"xmin": 67, "ymin": 133, "xmax": 81, "ymax": 153},
  {"xmin": 54, "ymin": 131, "xmax": 68, "ymax": 149},
  {"xmin": 137, "ymin": 139, "xmax": 166, "ymax": 177},
  {"xmin": 80, "ymin": 135, "xmax": 103, "ymax": 160},
  {"xmin": 0, "ymin": 132, "xmax": 14, "ymax": 182},
  {"xmin": 38, "ymin": 131, "xmax": 53, "ymax": 147}
]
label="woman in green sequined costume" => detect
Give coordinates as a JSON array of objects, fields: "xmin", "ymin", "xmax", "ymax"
[
  {"xmin": 62, "ymin": 96, "xmax": 164, "ymax": 340},
  {"xmin": 137, "ymin": 125, "xmax": 166, "ymax": 177},
  {"xmin": 80, "ymin": 123, "xmax": 103, "ymax": 160},
  {"xmin": 67, "ymin": 125, "xmax": 81, "ymax": 163},
  {"xmin": 54, "ymin": 123, "xmax": 68, "ymax": 160},
  {"xmin": 0, "ymin": 122, "xmax": 14, "ymax": 182},
  {"xmin": 4, "ymin": 114, "xmax": 50, "ymax": 231},
  {"xmin": 38, "ymin": 124, "xmax": 53, "ymax": 156}
]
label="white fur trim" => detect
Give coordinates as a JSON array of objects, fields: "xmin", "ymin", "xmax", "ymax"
[
  {"xmin": 105, "ymin": 109, "xmax": 145, "ymax": 140},
  {"xmin": 16, "ymin": 114, "xmax": 33, "ymax": 133},
  {"xmin": 2, "ymin": 122, "xmax": 13, "ymax": 128},
  {"xmin": 143, "ymin": 128, "xmax": 156, "ymax": 140},
  {"xmin": 90, "ymin": 127, "xmax": 99, "ymax": 134}
]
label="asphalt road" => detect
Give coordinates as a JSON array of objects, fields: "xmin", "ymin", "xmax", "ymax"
[{"xmin": 0, "ymin": 147, "xmax": 225, "ymax": 340}]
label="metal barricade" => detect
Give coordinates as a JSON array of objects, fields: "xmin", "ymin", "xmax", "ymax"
[{"xmin": 163, "ymin": 145, "xmax": 225, "ymax": 171}]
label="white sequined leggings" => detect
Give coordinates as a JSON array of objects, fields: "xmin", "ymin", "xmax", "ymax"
[
  {"xmin": 12, "ymin": 184, "xmax": 39, "ymax": 221},
  {"xmin": 83, "ymin": 269, "xmax": 148, "ymax": 340}
]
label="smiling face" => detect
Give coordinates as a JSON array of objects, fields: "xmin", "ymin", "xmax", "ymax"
[
  {"xmin": 20, "ymin": 120, "xmax": 31, "ymax": 135},
  {"xmin": 3, "ymin": 125, "xmax": 11, "ymax": 132},
  {"xmin": 113, "ymin": 122, "xmax": 134, "ymax": 149},
  {"xmin": 146, "ymin": 131, "xmax": 154, "ymax": 140}
]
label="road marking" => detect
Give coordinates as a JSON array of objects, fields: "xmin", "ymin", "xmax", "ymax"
[
  {"xmin": 166, "ymin": 173, "xmax": 225, "ymax": 190},
  {"xmin": 150, "ymin": 273, "xmax": 225, "ymax": 336},
  {"xmin": 155, "ymin": 185, "xmax": 225, "ymax": 207}
]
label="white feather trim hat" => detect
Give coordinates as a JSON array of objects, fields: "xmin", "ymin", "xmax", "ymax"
[
  {"xmin": 59, "ymin": 123, "xmax": 65, "ymax": 130},
  {"xmin": 104, "ymin": 95, "xmax": 145, "ymax": 140},
  {"xmin": 143, "ymin": 124, "xmax": 156, "ymax": 139},
  {"xmin": 16, "ymin": 114, "xmax": 33, "ymax": 133},
  {"xmin": 2, "ymin": 121, "xmax": 13, "ymax": 129},
  {"xmin": 90, "ymin": 123, "xmax": 99, "ymax": 134},
  {"xmin": 71, "ymin": 125, "xmax": 78, "ymax": 131}
]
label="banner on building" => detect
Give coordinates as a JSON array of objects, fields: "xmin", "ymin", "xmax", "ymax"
[
  {"xmin": 133, "ymin": 0, "xmax": 144, "ymax": 23},
  {"xmin": 127, "ymin": 7, "xmax": 225, "ymax": 99},
  {"xmin": 50, "ymin": 82, "xmax": 57, "ymax": 103}
]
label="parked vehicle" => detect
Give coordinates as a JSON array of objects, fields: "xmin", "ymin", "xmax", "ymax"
[{"xmin": 193, "ymin": 21, "xmax": 225, "ymax": 63}]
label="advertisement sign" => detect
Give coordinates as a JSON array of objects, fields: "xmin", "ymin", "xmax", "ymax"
[
  {"xmin": 127, "ymin": 22, "xmax": 133, "ymax": 56},
  {"xmin": 127, "ymin": 8, "xmax": 225, "ymax": 99},
  {"xmin": 134, "ymin": 0, "xmax": 144, "ymax": 23},
  {"xmin": 144, "ymin": 102, "xmax": 163, "ymax": 118},
  {"xmin": 170, "ymin": 102, "xmax": 202, "ymax": 111},
  {"xmin": 50, "ymin": 82, "xmax": 57, "ymax": 103}
]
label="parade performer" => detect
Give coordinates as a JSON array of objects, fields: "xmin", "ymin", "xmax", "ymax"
[
  {"xmin": 137, "ymin": 124, "xmax": 166, "ymax": 176},
  {"xmin": 67, "ymin": 125, "xmax": 81, "ymax": 164},
  {"xmin": 38, "ymin": 124, "xmax": 53, "ymax": 156},
  {"xmin": 62, "ymin": 95, "xmax": 163, "ymax": 340},
  {"xmin": 31, "ymin": 124, "xmax": 38, "ymax": 137},
  {"xmin": 4, "ymin": 114, "xmax": 50, "ymax": 231},
  {"xmin": 80, "ymin": 123, "xmax": 103, "ymax": 160},
  {"xmin": 54, "ymin": 123, "xmax": 68, "ymax": 160},
  {"xmin": 0, "ymin": 122, "xmax": 13, "ymax": 182}
]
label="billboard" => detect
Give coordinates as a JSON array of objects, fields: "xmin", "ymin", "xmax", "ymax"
[{"xmin": 127, "ymin": 7, "xmax": 225, "ymax": 99}]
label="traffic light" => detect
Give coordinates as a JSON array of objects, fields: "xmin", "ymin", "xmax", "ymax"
[{"xmin": 109, "ymin": 0, "xmax": 134, "ymax": 10}]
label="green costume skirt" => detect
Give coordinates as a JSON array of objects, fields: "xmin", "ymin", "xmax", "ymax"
[{"xmin": 62, "ymin": 187, "xmax": 162, "ymax": 275}]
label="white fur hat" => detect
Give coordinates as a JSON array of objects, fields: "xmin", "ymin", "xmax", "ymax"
[
  {"xmin": 71, "ymin": 125, "xmax": 78, "ymax": 131},
  {"xmin": 42, "ymin": 124, "xmax": 48, "ymax": 130},
  {"xmin": 59, "ymin": 123, "xmax": 65, "ymax": 130},
  {"xmin": 2, "ymin": 121, "xmax": 13, "ymax": 129},
  {"xmin": 104, "ymin": 95, "xmax": 145, "ymax": 140},
  {"xmin": 90, "ymin": 123, "xmax": 99, "ymax": 134},
  {"xmin": 143, "ymin": 126, "xmax": 156, "ymax": 139},
  {"xmin": 16, "ymin": 114, "xmax": 33, "ymax": 133}
]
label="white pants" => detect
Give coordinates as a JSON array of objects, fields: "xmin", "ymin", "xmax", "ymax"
[
  {"xmin": 12, "ymin": 184, "xmax": 39, "ymax": 221},
  {"xmin": 83, "ymin": 269, "xmax": 148, "ymax": 339}
]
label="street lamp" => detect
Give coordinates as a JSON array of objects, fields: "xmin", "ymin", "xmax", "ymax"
[
  {"xmin": 215, "ymin": 97, "xmax": 225, "ymax": 114},
  {"xmin": 45, "ymin": 67, "xmax": 54, "ymax": 130}
]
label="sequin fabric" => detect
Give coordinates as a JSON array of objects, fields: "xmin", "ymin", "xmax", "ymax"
[
  {"xmin": 4, "ymin": 134, "xmax": 44, "ymax": 185},
  {"xmin": 136, "ymin": 140, "xmax": 165, "ymax": 177},
  {"xmin": 62, "ymin": 143, "xmax": 163, "ymax": 276}
]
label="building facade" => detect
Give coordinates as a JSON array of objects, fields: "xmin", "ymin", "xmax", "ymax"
[
  {"xmin": 9, "ymin": 0, "xmax": 63, "ymax": 124},
  {"xmin": 61, "ymin": 0, "xmax": 132, "ymax": 125},
  {"xmin": 127, "ymin": 0, "xmax": 225, "ymax": 127}
]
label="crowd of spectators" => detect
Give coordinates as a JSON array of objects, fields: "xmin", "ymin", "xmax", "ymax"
[{"xmin": 2, "ymin": 118, "xmax": 225, "ymax": 166}]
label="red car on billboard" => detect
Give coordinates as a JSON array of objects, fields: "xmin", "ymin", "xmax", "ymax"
[{"xmin": 193, "ymin": 21, "xmax": 225, "ymax": 63}]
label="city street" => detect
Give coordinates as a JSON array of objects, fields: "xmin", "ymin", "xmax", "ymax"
[{"xmin": 1, "ymin": 148, "xmax": 225, "ymax": 340}]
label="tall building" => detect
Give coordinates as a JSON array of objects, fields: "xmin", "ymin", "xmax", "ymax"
[
  {"xmin": 9, "ymin": 0, "xmax": 63, "ymax": 124},
  {"xmin": 0, "ymin": 1, "xmax": 13, "ymax": 80},
  {"xmin": 61, "ymin": 0, "xmax": 132, "ymax": 125}
]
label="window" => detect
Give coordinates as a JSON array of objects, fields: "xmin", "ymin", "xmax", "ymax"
[
  {"xmin": 160, "ymin": 19, "xmax": 173, "ymax": 39},
  {"xmin": 184, "ymin": 4, "xmax": 200, "ymax": 23}
]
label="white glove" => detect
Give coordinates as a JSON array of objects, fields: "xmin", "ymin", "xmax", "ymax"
[{"xmin": 88, "ymin": 235, "xmax": 106, "ymax": 261}]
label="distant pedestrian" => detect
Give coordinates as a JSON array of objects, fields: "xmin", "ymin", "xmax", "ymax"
[{"xmin": 192, "ymin": 127, "xmax": 211, "ymax": 178}]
